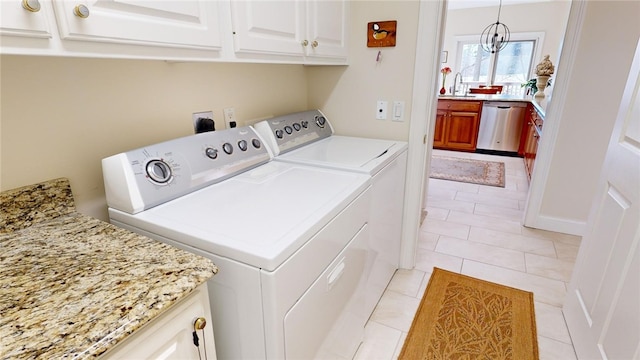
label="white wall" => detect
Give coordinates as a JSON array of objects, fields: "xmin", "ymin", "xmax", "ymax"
[
  {"xmin": 441, "ymin": 1, "xmax": 571, "ymax": 90},
  {"xmin": 306, "ymin": 1, "xmax": 419, "ymax": 141},
  {"xmin": 531, "ymin": 0, "xmax": 640, "ymax": 233},
  {"xmin": 0, "ymin": 56, "xmax": 308, "ymax": 220}
]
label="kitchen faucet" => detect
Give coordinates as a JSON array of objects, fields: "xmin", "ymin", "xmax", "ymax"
[{"xmin": 452, "ymin": 72, "xmax": 462, "ymax": 95}]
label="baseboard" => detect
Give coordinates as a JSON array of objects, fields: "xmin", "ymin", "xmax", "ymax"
[{"xmin": 527, "ymin": 214, "xmax": 587, "ymax": 236}]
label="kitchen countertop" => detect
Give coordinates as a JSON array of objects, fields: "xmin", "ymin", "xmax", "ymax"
[
  {"xmin": 438, "ymin": 93, "xmax": 548, "ymax": 117},
  {"xmin": 0, "ymin": 178, "xmax": 218, "ymax": 359}
]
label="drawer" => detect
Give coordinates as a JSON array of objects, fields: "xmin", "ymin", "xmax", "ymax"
[{"xmin": 437, "ymin": 100, "xmax": 482, "ymax": 112}]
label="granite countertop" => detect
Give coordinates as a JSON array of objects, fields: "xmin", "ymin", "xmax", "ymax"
[
  {"xmin": 438, "ymin": 94, "xmax": 548, "ymax": 117},
  {"xmin": 0, "ymin": 178, "xmax": 218, "ymax": 359}
]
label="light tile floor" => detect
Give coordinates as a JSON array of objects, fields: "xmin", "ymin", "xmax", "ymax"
[{"xmin": 354, "ymin": 149, "xmax": 581, "ymax": 360}]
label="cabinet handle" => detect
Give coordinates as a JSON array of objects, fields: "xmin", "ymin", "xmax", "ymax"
[
  {"xmin": 22, "ymin": 0, "xmax": 41, "ymax": 12},
  {"xmin": 73, "ymin": 4, "xmax": 90, "ymax": 18},
  {"xmin": 311, "ymin": 40, "xmax": 319, "ymax": 48},
  {"xmin": 194, "ymin": 317, "xmax": 207, "ymax": 330},
  {"xmin": 301, "ymin": 40, "xmax": 309, "ymax": 47}
]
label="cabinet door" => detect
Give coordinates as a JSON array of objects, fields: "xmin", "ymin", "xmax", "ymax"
[
  {"xmin": 103, "ymin": 284, "xmax": 217, "ymax": 360},
  {"xmin": 523, "ymin": 120, "xmax": 538, "ymax": 180},
  {"xmin": 1, "ymin": 0, "xmax": 53, "ymax": 39},
  {"xmin": 433, "ymin": 109, "xmax": 447, "ymax": 149},
  {"xmin": 52, "ymin": 1, "xmax": 222, "ymax": 50},
  {"xmin": 305, "ymin": 0, "xmax": 347, "ymax": 60},
  {"xmin": 445, "ymin": 111, "xmax": 480, "ymax": 151},
  {"xmin": 231, "ymin": 0, "xmax": 305, "ymax": 56}
]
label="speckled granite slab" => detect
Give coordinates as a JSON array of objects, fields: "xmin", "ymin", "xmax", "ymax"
[
  {"xmin": 0, "ymin": 178, "xmax": 75, "ymax": 234},
  {"xmin": 0, "ymin": 178, "xmax": 218, "ymax": 359}
]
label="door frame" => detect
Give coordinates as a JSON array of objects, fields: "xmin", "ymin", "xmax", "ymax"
[{"xmin": 400, "ymin": 0, "xmax": 583, "ymax": 268}]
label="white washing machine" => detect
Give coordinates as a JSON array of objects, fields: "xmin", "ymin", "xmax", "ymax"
[
  {"xmin": 102, "ymin": 126, "xmax": 372, "ymax": 360},
  {"xmin": 254, "ymin": 110, "xmax": 408, "ymax": 317}
]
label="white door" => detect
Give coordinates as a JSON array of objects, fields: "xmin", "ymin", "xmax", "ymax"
[
  {"xmin": 231, "ymin": 0, "xmax": 305, "ymax": 56},
  {"xmin": 563, "ymin": 38, "xmax": 640, "ymax": 359},
  {"xmin": 52, "ymin": 1, "xmax": 221, "ymax": 49},
  {"xmin": 305, "ymin": 0, "xmax": 348, "ymax": 59}
]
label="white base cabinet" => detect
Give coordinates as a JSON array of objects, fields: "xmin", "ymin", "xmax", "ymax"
[{"xmin": 102, "ymin": 284, "xmax": 217, "ymax": 360}]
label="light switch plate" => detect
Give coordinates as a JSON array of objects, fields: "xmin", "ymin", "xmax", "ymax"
[
  {"xmin": 376, "ymin": 100, "xmax": 388, "ymax": 120},
  {"xmin": 392, "ymin": 101, "xmax": 405, "ymax": 121}
]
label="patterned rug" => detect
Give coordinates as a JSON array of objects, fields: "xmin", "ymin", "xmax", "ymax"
[
  {"xmin": 399, "ymin": 268, "xmax": 538, "ymax": 360},
  {"xmin": 430, "ymin": 155, "xmax": 505, "ymax": 187}
]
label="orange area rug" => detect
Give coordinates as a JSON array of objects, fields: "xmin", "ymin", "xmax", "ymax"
[{"xmin": 399, "ymin": 268, "xmax": 538, "ymax": 360}]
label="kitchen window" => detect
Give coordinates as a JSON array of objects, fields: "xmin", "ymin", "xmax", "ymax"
[{"xmin": 454, "ymin": 32, "xmax": 544, "ymax": 95}]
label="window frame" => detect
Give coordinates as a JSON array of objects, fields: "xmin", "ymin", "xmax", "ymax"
[{"xmin": 454, "ymin": 31, "xmax": 545, "ymax": 90}]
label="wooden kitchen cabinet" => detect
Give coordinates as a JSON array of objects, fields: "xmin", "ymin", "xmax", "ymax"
[
  {"xmin": 522, "ymin": 104, "xmax": 543, "ymax": 180},
  {"xmin": 103, "ymin": 284, "xmax": 217, "ymax": 360},
  {"xmin": 231, "ymin": 0, "xmax": 348, "ymax": 64},
  {"xmin": 433, "ymin": 100, "xmax": 482, "ymax": 151}
]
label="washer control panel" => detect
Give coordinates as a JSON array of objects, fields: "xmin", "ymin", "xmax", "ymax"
[
  {"xmin": 253, "ymin": 109, "xmax": 334, "ymax": 156},
  {"xmin": 102, "ymin": 126, "xmax": 271, "ymax": 214}
]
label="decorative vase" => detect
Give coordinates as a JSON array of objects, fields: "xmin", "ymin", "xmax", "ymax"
[
  {"xmin": 535, "ymin": 75, "xmax": 550, "ymax": 98},
  {"xmin": 440, "ymin": 87, "xmax": 446, "ymax": 95},
  {"xmin": 440, "ymin": 74, "xmax": 447, "ymax": 95}
]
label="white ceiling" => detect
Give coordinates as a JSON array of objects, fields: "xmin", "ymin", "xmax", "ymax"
[{"xmin": 447, "ymin": 0, "xmax": 553, "ymax": 10}]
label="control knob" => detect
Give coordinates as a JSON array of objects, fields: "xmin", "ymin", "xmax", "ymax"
[
  {"xmin": 315, "ymin": 116, "xmax": 326, "ymax": 128},
  {"xmin": 275, "ymin": 129, "xmax": 284, "ymax": 139},
  {"xmin": 238, "ymin": 140, "xmax": 248, "ymax": 151},
  {"xmin": 301, "ymin": 120, "xmax": 309, "ymax": 128},
  {"xmin": 146, "ymin": 159, "xmax": 172, "ymax": 184},
  {"xmin": 284, "ymin": 125, "xmax": 293, "ymax": 135},
  {"xmin": 292, "ymin": 123, "xmax": 301, "ymax": 131},
  {"xmin": 205, "ymin": 147, "xmax": 218, "ymax": 159},
  {"xmin": 222, "ymin": 142, "xmax": 233, "ymax": 155},
  {"xmin": 252, "ymin": 138, "xmax": 261, "ymax": 148}
]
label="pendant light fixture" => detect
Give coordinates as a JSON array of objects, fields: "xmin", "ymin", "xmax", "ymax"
[{"xmin": 480, "ymin": 0, "xmax": 510, "ymax": 54}]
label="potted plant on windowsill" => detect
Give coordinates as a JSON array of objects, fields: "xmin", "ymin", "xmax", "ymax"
[{"xmin": 522, "ymin": 77, "xmax": 552, "ymax": 96}]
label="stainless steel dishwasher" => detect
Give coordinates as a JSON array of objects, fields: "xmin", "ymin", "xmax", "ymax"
[{"xmin": 476, "ymin": 101, "xmax": 526, "ymax": 152}]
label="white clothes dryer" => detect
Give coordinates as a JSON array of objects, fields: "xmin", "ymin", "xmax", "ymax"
[
  {"xmin": 102, "ymin": 126, "xmax": 372, "ymax": 360},
  {"xmin": 254, "ymin": 110, "xmax": 408, "ymax": 317}
]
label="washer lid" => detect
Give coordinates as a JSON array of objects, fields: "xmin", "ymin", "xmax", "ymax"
[
  {"xmin": 109, "ymin": 161, "xmax": 370, "ymax": 271},
  {"xmin": 276, "ymin": 136, "xmax": 408, "ymax": 175}
]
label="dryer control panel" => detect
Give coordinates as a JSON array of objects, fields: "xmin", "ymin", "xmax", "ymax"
[
  {"xmin": 253, "ymin": 110, "xmax": 334, "ymax": 156},
  {"xmin": 102, "ymin": 126, "xmax": 271, "ymax": 214}
]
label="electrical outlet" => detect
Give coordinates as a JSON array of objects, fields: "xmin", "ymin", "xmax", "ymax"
[
  {"xmin": 192, "ymin": 111, "xmax": 214, "ymax": 133},
  {"xmin": 223, "ymin": 107, "xmax": 237, "ymax": 128},
  {"xmin": 376, "ymin": 100, "xmax": 388, "ymax": 120}
]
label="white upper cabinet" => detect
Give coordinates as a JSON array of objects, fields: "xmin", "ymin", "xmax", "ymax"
[
  {"xmin": 231, "ymin": 0, "xmax": 348, "ymax": 64},
  {"xmin": 0, "ymin": 0, "xmax": 54, "ymax": 39},
  {"xmin": 52, "ymin": 1, "xmax": 222, "ymax": 50},
  {"xmin": 305, "ymin": 0, "xmax": 348, "ymax": 61},
  {"xmin": 0, "ymin": 0, "xmax": 348, "ymax": 64}
]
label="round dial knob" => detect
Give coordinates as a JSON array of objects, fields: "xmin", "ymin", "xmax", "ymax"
[
  {"xmin": 275, "ymin": 129, "xmax": 284, "ymax": 139},
  {"xmin": 205, "ymin": 147, "xmax": 218, "ymax": 159},
  {"xmin": 252, "ymin": 138, "xmax": 261, "ymax": 149},
  {"xmin": 146, "ymin": 159, "xmax": 172, "ymax": 184},
  {"xmin": 315, "ymin": 116, "xmax": 326, "ymax": 127},
  {"xmin": 222, "ymin": 142, "xmax": 233, "ymax": 155},
  {"xmin": 292, "ymin": 123, "xmax": 301, "ymax": 131},
  {"xmin": 284, "ymin": 125, "xmax": 293, "ymax": 135},
  {"xmin": 238, "ymin": 140, "xmax": 248, "ymax": 151},
  {"xmin": 301, "ymin": 120, "xmax": 309, "ymax": 128}
]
